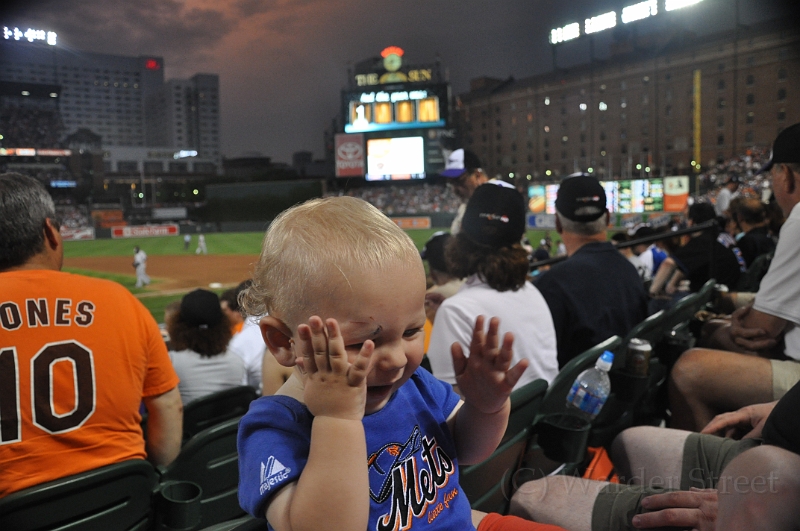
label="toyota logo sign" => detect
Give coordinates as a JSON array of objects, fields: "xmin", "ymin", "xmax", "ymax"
[{"xmin": 338, "ymin": 142, "xmax": 362, "ymax": 160}]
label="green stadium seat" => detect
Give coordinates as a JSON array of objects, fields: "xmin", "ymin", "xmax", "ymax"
[
  {"xmin": 502, "ymin": 378, "xmax": 548, "ymax": 444},
  {"xmin": 183, "ymin": 385, "xmax": 258, "ymax": 442},
  {"xmin": 460, "ymin": 428, "xmax": 531, "ymax": 514},
  {"xmin": 159, "ymin": 416, "xmax": 245, "ymax": 530},
  {"xmin": 0, "ymin": 460, "xmax": 157, "ymax": 531},
  {"xmin": 522, "ymin": 336, "xmax": 623, "ymax": 474}
]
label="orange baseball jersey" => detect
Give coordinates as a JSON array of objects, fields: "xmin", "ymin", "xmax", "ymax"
[{"xmin": 0, "ymin": 269, "xmax": 179, "ymax": 496}]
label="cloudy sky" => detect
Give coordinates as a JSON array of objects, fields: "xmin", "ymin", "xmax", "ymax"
[{"xmin": 2, "ymin": 0, "xmax": 795, "ymax": 163}]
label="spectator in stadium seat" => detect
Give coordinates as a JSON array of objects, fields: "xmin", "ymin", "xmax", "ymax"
[
  {"xmin": 428, "ymin": 182, "xmax": 558, "ymax": 390},
  {"xmin": 668, "ymin": 122, "xmax": 800, "ymax": 431},
  {"xmin": 629, "ymin": 224, "xmax": 667, "ymax": 279},
  {"xmin": 167, "ymin": 289, "xmax": 247, "ymax": 405},
  {"xmin": 714, "ymin": 174, "xmax": 740, "ymax": 216},
  {"xmin": 227, "ymin": 280, "xmax": 267, "ymax": 393},
  {"xmin": 611, "ymin": 231, "xmax": 651, "ymax": 283},
  {"xmin": 420, "ymin": 231, "xmax": 464, "ymax": 325},
  {"xmin": 0, "ymin": 172, "xmax": 182, "ymax": 497},
  {"xmin": 534, "ymin": 174, "xmax": 648, "ymax": 368},
  {"xmin": 509, "ymin": 380, "xmax": 800, "ymax": 531},
  {"xmin": 236, "ymin": 195, "xmax": 565, "ymax": 531},
  {"xmin": 439, "ymin": 148, "xmax": 489, "ymax": 234},
  {"xmin": 732, "ymin": 197, "xmax": 776, "ymax": 268},
  {"xmin": 648, "ymin": 202, "xmax": 744, "ymax": 296},
  {"xmin": 220, "ymin": 286, "xmax": 245, "ymax": 335}
]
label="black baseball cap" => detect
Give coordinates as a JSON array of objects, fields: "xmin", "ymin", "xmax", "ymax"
[
  {"xmin": 462, "ymin": 182, "xmax": 526, "ymax": 248},
  {"xmin": 555, "ymin": 173, "xmax": 607, "ymax": 222},
  {"xmin": 420, "ymin": 231, "xmax": 452, "ymax": 273},
  {"xmin": 758, "ymin": 122, "xmax": 800, "ymax": 174},
  {"xmin": 180, "ymin": 289, "xmax": 224, "ymax": 328},
  {"xmin": 440, "ymin": 148, "xmax": 482, "ymax": 178}
]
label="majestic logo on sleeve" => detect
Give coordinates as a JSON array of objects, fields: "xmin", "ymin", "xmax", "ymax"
[
  {"xmin": 259, "ymin": 456, "xmax": 291, "ymax": 495},
  {"xmin": 368, "ymin": 426, "xmax": 457, "ymax": 531}
]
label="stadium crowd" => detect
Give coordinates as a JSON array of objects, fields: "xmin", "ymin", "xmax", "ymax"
[
  {"xmin": 1, "ymin": 122, "xmax": 799, "ymax": 531},
  {"xmin": 0, "ymin": 105, "xmax": 64, "ymax": 149},
  {"xmin": 324, "ymin": 182, "xmax": 461, "ymax": 215}
]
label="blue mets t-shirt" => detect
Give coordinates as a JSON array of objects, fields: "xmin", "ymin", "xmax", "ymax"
[{"xmin": 237, "ymin": 367, "xmax": 474, "ymax": 530}]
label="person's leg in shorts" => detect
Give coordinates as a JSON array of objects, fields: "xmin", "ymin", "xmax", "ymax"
[
  {"xmin": 669, "ymin": 348, "xmax": 775, "ymax": 431},
  {"xmin": 770, "ymin": 359, "xmax": 800, "ymax": 400},
  {"xmin": 717, "ymin": 445, "xmax": 800, "ymax": 531}
]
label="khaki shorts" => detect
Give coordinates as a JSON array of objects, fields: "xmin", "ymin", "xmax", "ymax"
[
  {"xmin": 591, "ymin": 434, "xmax": 760, "ymax": 531},
  {"xmin": 771, "ymin": 359, "xmax": 800, "ymax": 400}
]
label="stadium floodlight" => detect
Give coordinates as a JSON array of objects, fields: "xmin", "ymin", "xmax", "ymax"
[
  {"xmin": 3, "ymin": 26, "xmax": 56, "ymax": 45},
  {"xmin": 665, "ymin": 0, "xmax": 703, "ymax": 11},
  {"xmin": 599, "ymin": 102, "xmax": 608, "ymax": 111},
  {"xmin": 622, "ymin": 0, "xmax": 658, "ymax": 23},
  {"xmin": 585, "ymin": 11, "xmax": 616, "ymax": 35},
  {"xmin": 550, "ymin": 22, "xmax": 580, "ymax": 44}
]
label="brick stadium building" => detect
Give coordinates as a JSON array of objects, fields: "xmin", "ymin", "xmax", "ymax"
[{"xmin": 455, "ymin": 21, "xmax": 799, "ymax": 181}]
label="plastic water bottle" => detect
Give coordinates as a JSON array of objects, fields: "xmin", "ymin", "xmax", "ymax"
[{"xmin": 565, "ymin": 350, "xmax": 614, "ymax": 421}]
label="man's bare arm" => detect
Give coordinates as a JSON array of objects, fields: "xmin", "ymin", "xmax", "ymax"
[
  {"xmin": 143, "ymin": 386, "xmax": 183, "ymax": 466},
  {"xmin": 709, "ymin": 304, "xmax": 786, "ymax": 355}
]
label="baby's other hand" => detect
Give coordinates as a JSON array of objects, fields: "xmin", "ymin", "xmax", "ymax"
[
  {"xmin": 295, "ymin": 317, "xmax": 373, "ymax": 420},
  {"xmin": 452, "ymin": 316, "xmax": 528, "ymax": 414}
]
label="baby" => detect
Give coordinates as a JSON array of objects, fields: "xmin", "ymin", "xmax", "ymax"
[{"xmin": 237, "ymin": 196, "xmax": 564, "ymax": 531}]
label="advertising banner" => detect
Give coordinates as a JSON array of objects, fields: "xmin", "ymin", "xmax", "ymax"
[
  {"xmin": 60, "ymin": 227, "xmax": 95, "ymax": 241},
  {"xmin": 111, "ymin": 224, "xmax": 179, "ymax": 238},
  {"xmin": 664, "ymin": 176, "xmax": 690, "ymax": 212},
  {"xmin": 152, "ymin": 207, "xmax": 188, "ymax": 220},
  {"xmin": 391, "ymin": 217, "xmax": 431, "ymax": 230},
  {"xmin": 335, "ymin": 133, "xmax": 365, "ymax": 177}
]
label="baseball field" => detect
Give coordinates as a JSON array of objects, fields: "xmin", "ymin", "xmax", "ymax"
[{"xmin": 63, "ymin": 229, "xmax": 557, "ymax": 322}]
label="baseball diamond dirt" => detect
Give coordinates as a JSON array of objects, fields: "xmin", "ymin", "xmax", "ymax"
[{"xmin": 63, "ymin": 254, "xmax": 259, "ymax": 293}]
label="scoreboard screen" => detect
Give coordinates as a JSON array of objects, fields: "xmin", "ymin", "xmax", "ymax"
[
  {"xmin": 531, "ymin": 178, "xmax": 665, "ymax": 214},
  {"xmin": 342, "ymin": 84, "xmax": 448, "ymax": 134}
]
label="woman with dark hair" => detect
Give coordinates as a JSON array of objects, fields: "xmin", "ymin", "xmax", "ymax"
[
  {"xmin": 427, "ymin": 183, "xmax": 558, "ymax": 392},
  {"xmin": 168, "ymin": 289, "xmax": 246, "ymax": 404}
]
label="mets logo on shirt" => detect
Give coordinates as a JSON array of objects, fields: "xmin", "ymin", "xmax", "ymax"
[
  {"xmin": 368, "ymin": 426, "xmax": 458, "ymax": 530},
  {"xmin": 259, "ymin": 456, "xmax": 291, "ymax": 495}
]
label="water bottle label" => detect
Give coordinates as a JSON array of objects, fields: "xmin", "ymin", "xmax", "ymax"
[{"xmin": 566, "ymin": 382, "xmax": 608, "ymax": 417}]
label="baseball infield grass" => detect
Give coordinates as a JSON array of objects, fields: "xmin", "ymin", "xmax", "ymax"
[{"xmin": 63, "ymin": 228, "xmax": 559, "ymax": 322}]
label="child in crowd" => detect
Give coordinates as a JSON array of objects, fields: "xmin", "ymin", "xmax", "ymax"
[{"xmin": 237, "ymin": 196, "xmax": 565, "ymax": 531}]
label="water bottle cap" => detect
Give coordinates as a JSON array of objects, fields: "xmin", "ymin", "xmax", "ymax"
[{"xmin": 596, "ymin": 350, "xmax": 614, "ymax": 371}]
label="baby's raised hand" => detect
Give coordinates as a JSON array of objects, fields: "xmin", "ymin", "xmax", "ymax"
[
  {"xmin": 451, "ymin": 316, "xmax": 528, "ymax": 414},
  {"xmin": 295, "ymin": 316, "xmax": 373, "ymax": 420}
]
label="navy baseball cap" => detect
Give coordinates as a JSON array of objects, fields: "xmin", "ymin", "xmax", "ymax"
[
  {"xmin": 758, "ymin": 122, "xmax": 800, "ymax": 175},
  {"xmin": 440, "ymin": 148, "xmax": 482, "ymax": 178},
  {"xmin": 555, "ymin": 173, "xmax": 607, "ymax": 222},
  {"xmin": 180, "ymin": 289, "xmax": 224, "ymax": 329},
  {"xmin": 462, "ymin": 182, "xmax": 526, "ymax": 248}
]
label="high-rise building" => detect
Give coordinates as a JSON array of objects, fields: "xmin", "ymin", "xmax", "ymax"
[{"xmin": 0, "ymin": 28, "xmax": 221, "ymax": 173}]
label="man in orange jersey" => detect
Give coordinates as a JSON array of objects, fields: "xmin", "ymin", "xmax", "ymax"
[{"xmin": 0, "ymin": 172, "xmax": 183, "ymax": 496}]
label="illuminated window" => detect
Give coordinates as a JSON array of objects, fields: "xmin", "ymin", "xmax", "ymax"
[
  {"xmin": 395, "ymin": 101, "xmax": 414, "ymax": 123},
  {"xmin": 418, "ymin": 97, "xmax": 439, "ymax": 122}
]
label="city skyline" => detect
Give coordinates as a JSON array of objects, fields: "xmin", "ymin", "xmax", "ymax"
[{"xmin": 2, "ymin": 0, "xmax": 795, "ymax": 164}]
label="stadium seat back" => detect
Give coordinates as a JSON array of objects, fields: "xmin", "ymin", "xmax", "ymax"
[
  {"xmin": 0, "ymin": 460, "xmax": 157, "ymax": 531},
  {"xmin": 460, "ymin": 428, "xmax": 530, "ymax": 514},
  {"xmin": 661, "ymin": 278, "xmax": 717, "ymax": 331},
  {"xmin": 536, "ymin": 336, "xmax": 623, "ymax": 420},
  {"xmin": 160, "ymin": 416, "xmax": 245, "ymax": 529},
  {"xmin": 183, "ymin": 386, "xmax": 258, "ymax": 441},
  {"xmin": 502, "ymin": 378, "xmax": 548, "ymax": 444}
]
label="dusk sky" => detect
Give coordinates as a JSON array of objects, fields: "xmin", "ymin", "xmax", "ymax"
[{"xmin": 2, "ymin": 0, "xmax": 795, "ymax": 163}]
